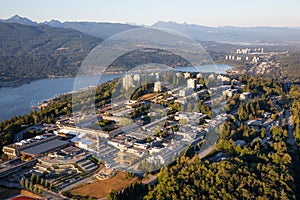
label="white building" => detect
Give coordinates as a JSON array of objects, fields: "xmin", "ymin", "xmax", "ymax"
[
  {"xmin": 187, "ymin": 79, "xmax": 197, "ymax": 89},
  {"xmin": 217, "ymin": 75, "xmax": 230, "ymax": 82},
  {"xmin": 183, "ymin": 72, "xmax": 191, "ymax": 79},
  {"xmin": 196, "ymin": 73, "xmax": 202, "ymax": 79},
  {"xmin": 223, "ymin": 89, "xmax": 238, "ymax": 97},
  {"xmin": 122, "ymin": 74, "xmax": 133, "ymax": 90},
  {"xmin": 133, "ymin": 74, "xmax": 141, "ymax": 85},
  {"xmin": 241, "ymin": 48, "xmax": 250, "ymax": 54},
  {"xmin": 252, "ymin": 56, "xmax": 260, "ymax": 64},
  {"xmin": 154, "ymin": 81, "xmax": 162, "ymax": 92}
]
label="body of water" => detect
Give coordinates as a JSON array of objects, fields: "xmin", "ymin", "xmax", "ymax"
[
  {"xmin": 0, "ymin": 64, "xmax": 233, "ymax": 122},
  {"xmin": 175, "ymin": 64, "xmax": 233, "ymax": 73},
  {"xmin": 0, "ymin": 74, "xmax": 122, "ymax": 121}
]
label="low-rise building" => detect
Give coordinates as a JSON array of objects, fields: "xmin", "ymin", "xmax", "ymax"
[
  {"xmin": 187, "ymin": 79, "xmax": 197, "ymax": 89},
  {"xmin": 240, "ymin": 92, "xmax": 251, "ymax": 101},
  {"xmin": 179, "ymin": 88, "xmax": 194, "ymax": 97},
  {"xmin": 223, "ymin": 89, "xmax": 238, "ymax": 97},
  {"xmin": 20, "ymin": 138, "xmax": 69, "ymax": 157},
  {"xmin": 2, "ymin": 134, "xmax": 62, "ymax": 158}
]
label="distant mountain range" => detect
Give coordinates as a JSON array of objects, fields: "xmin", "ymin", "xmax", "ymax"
[
  {"xmin": 43, "ymin": 20, "xmax": 139, "ymax": 40},
  {"xmin": 0, "ymin": 15, "xmax": 138, "ymax": 39},
  {"xmin": 0, "ymin": 15, "xmax": 38, "ymax": 26},
  {"xmin": 2, "ymin": 15, "xmax": 300, "ymax": 44},
  {"xmin": 1, "ymin": 15, "xmax": 300, "ymax": 87},
  {"xmin": 152, "ymin": 21, "xmax": 300, "ymax": 44}
]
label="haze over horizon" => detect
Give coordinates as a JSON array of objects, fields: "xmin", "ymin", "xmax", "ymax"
[
  {"xmin": 1, "ymin": 0, "xmax": 300, "ymax": 27},
  {"xmin": 2, "ymin": 14, "xmax": 300, "ymax": 29}
]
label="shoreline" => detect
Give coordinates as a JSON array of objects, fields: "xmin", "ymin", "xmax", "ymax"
[
  {"xmin": 0, "ymin": 74, "xmax": 123, "ymax": 122},
  {"xmin": 0, "ymin": 64, "xmax": 236, "ymax": 89},
  {"xmin": 0, "ymin": 72, "xmax": 124, "ymax": 89}
]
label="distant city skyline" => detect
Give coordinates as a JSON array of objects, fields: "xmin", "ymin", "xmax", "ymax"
[{"xmin": 1, "ymin": 0, "xmax": 300, "ymax": 27}]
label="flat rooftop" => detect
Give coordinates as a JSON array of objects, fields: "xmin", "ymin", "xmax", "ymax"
[
  {"xmin": 7, "ymin": 133, "xmax": 57, "ymax": 150},
  {"xmin": 21, "ymin": 139, "xmax": 69, "ymax": 156}
]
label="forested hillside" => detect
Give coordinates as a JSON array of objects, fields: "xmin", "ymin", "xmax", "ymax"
[{"xmin": 0, "ymin": 22, "xmax": 101, "ymax": 87}]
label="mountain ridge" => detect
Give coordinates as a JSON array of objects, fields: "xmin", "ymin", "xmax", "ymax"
[
  {"xmin": 0, "ymin": 14, "xmax": 38, "ymax": 26},
  {"xmin": 43, "ymin": 20, "xmax": 139, "ymax": 39},
  {"xmin": 2, "ymin": 15, "xmax": 300, "ymax": 43},
  {"xmin": 152, "ymin": 21, "xmax": 300, "ymax": 43},
  {"xmin": 0, "ymin": 15, "xmax": 139, "ymax": 39}
]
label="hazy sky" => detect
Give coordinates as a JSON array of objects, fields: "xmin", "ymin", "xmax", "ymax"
[{"xmin": 1, "ymin": 0, "xmax": 300, "ymax": 27}]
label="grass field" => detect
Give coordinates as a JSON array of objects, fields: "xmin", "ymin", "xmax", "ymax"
[{"xmin": 69, "ymin": 171, "xmax": 139, "ymax": 199}]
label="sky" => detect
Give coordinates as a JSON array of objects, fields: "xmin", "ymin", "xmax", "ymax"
[{"xmin": 1, "ymin": 0, "xmax": 300, "ymax": 27}]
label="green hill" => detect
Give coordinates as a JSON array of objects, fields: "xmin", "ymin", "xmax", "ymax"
[{"xmin": 0, "ymin": 22, "xmax": 102, "ymax": 87}]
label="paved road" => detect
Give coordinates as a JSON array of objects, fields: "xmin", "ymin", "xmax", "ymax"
[
  {"xmin": 198, "ymin": 145, "xmax": 215, "ymax": 159},
  {"xmin": 274, "ymin": 100, "xmax": 283, "ymax": 127},
  {"xmin": 60, "ymin": 172, "xmax": 97, "ymax": 192},
  {"xmin": 285, "ymin": 110, "xmax": 296, "ymax": 147},
  {"xmin": 142, "ymin": 174, "xmax": 157, "ymax": 185},
  {"xmin": 273, "ymin": 99, "xmax": 295, "ymax": 147},
  {"xmin": 41, "ymin": 188, "xmax": 68, "ymax": 200},
  {"xmin": 260, "ymin": 100, "xmax": 282, "ymax": 146}
]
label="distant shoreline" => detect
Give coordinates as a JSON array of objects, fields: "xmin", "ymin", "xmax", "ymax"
[
  {"xmin": 0, "ymin": 71, "xmax": 124, "ymax": 89},
  {"xmin": 0, "ymin": 74, "xmax": 123, "ymax": 122},
  {"xmin": 0, "ymin": 64, "xmax": 236, "ymax": 89}
]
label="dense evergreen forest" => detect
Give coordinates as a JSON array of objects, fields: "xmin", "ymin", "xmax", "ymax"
[
  {"xmin": 140, "ymin": 77, "xmax": 297, "ymax": 200},
  {"xmin": 0, "ymin": 65, "xmax": 300, "ymax": 199},
  {"xmin": 1, "ymin": 21, "xmax": 300, "ymax": 198},
  {"xmin": 0, "ymin": 22, "xmax": 101, "ymax": 87},
  {"xmin": 103, "ymin": 77, "xmax": 300, "ymax": 200}
]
